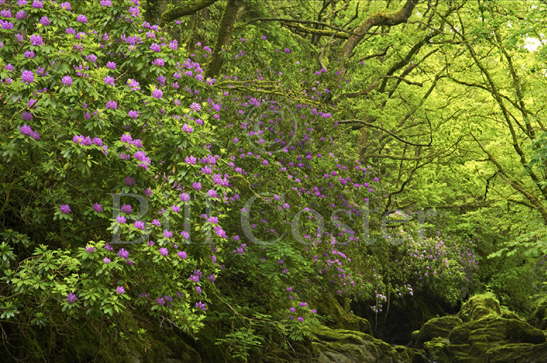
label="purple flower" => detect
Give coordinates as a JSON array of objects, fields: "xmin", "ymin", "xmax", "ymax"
[
  {"xmin": 189, "ymin": 102, "xmax": 201, "ymax": 112},
  {"xmin": 134, "ymin": 221, "xmax": 145, "ymax": 230},
  {"xmin": 127, "ymin": 78, "xmax": 140, "ymax": 91},
  {"xmin": 120, "ymin": 133, "xmax": 132, "ymax": 143},
  {"xmin": 116, "ymin": 215, "xmax": 127, "ymax": 224},
  {"xmin": 177, "ymin": 251, "xmax": 188, "ymax": 259},
  {"xmin": 124, "ymin": 176, "xmax": 136, "ymax": 186},
  {"xmin": 76, "ymin": 14, "xmax": 87, "ymax": 23},
  {"xmin": 21, "ymin": 112, "xmax": 33, "ymax": 121},
  {"xmin": 15, "ymin": 10, "xmax": 26, "ymax": 20},
  {"xmin": 85, "ymin": 54, "xmax": 97, "ymax": 63},
  {"xmin": 150, "ymin": 43, "xmax": 161, "ymax": 52},
  {"xmin": 128, "ymin": 6, "xmax": 140, "ymax": 17},
  {"xmin": 182, "ymin": 124, "xmax": 193, "ymax": 133},
  {"xmin": 115, "ymin": 286, "xmax": 125, "ymax": 294},
  {"xmin": 104, "ymin": 75, "xmax": 115, "ymax": 86},
  {"xmin": 60, "ymin": 2, "xmax": 71, "ymax": 10},
  {"xmin": 120, "ymin": 204, "xmax": 133, "ymax": 213},
  {"xmin": 179, "ymin": 193, "xmax": 190, "ymax": 202},
  {"xmin": 106, "ymin": 61, "xmax": 116, "ymax": 69},
  {"xmin": 32, "ymin": 1, "xmax": 44, "ymax": 8},
  {"xmin": 195, "ymin": 301, "xmax": 207, "ymax": 311},
  {"xmin": 128, "ymin": 110, "xmax": 139, "ymax": 119},
  {"xmin": 214, "ymin": 226, "xmax": 227, "ymax": 238},
  {"xmin": 180, "ymin": 231, "xmax": 190, "ymax": 240},
  {"xmin": 159, "ymin": 247, "xmax": 168, "ymax": 256},
  {"xmin": 117, "ymin": 248, "xmax": 129, "ymax": 259},
  {"xmin": 105, "ymin": 100, "xmax": 118, "ymax": 109},
  {"xmin": 1, "ymin": 20, "xmax": 14, "ymax": 30},
  {"xmin": 131, "ymin": 139, "xmax": 144, "ymax": 148},
  {"xmin": 207, "ymin": 189, "xmax": 218, "ymax": 198},
  {"xmin": 133, "ymin": 151, "xmax": 147, "ymax": 161},
  {"xmin": 85, "ymin": 246, "xmax": 96, "ymax": 253},
  {"xmin": 100, "ymin": 0, "xmax": 112, "ymax": 6},
  {"xmin": 151, "ymin": 58, "xmax": 165, "ymax": 66},
  {"xmin": 92, "ymin": 203, "xmax": 103, "ymax": 212},
  {"xmin": 151, "ymin": 219, "xmax": 161, "ymax": 227},
  {"xmin": 103, "ymin": 257, "xmax": 111, "ymax": 264},
  {"xmin": 61, "ymin": 75, "xmax": 73, "ymax": 86},
  {"xmin": 39, "ymin": 16, "xmax": 51, "ymax": 26},
  {"xmin": 66, "ymin": 292, "xmax": 78, "ymax": 304},
  {"xmin": 192, "ymin": 182, "xmax": 202, "ymax": 190},
  {"xmin": 163, "ymin": 230, "xmax": 173, "ymax": 238},
  {"xmin": 24, "ymin": 50, "xmax": 35, "ymax": 58},
  {"xmin": 21, "ymin": 70, "xmax": 34, "ymax": 84},
  {"xmin": 151, "ymin": 89, "xmax": 163, "ymax": 98},
  {"xmin": 185, "ymin": 156, "xmax": 197, "ymax": 164},
  {"xmin": 59, "ymin": 204, "xmax": 71, "ymax": 214},
  {"xmin": 29, "ymin": 34, "xmax": 44, "ymax": 46},
  {"xmin": 19, "ymin": 124, "xmax": 33, "ymax": 136}
]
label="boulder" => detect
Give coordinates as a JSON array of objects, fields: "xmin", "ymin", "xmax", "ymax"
[
  {"xmin": 458, "ymin": 292, "xmax": 501, "ymax": 322},
  {"xmin": 413, "ymin": 315, "xmax": 462, "ymax": 346},
  {"xmin": 412, "ymin": 293, "xmax": 547, "ymax": 362},
  {"xmin": 311, "ymin": 326, "xmax": 417, "ymax": 363}
]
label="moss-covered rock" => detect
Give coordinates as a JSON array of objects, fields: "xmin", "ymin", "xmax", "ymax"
[
  {"xmin": 413, "ymin": 315, "xmax": 462, "ymax": 346},
  {"xmin": 310, "ymin": 325, "xmax": 417, "ymax": 363},
  {"xmin": 411, "ymin": 293, "xmax": 547, "ymax": 362},
  {"xmin": 530, "ymin": 298, "xmax": 547, "ymax": 330},
  {"xmin": 314, "ymin": 294, "xmax": 371, "ymax": 333},
  {"xmin": 423, "ymin": 337, "xmax": 450, "ymax": 362},
  {"xmin": 458, "ymin": 292, "xmax": 501, "ymax": 322},
  {"xmin": 484, "ymin": 342, "xmax": 547, "ymax": 362}
]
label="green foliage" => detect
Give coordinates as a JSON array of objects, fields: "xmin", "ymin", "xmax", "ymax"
[
  {"xmin": 0, "ymin": 0, "xmax": 545, "ymax": 361},
  {"xmin": 215, "ymin": 327, "xmax": 265, "ymax": 362}
]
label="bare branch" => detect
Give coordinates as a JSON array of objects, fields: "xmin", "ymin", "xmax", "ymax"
[{"xmin": 340, "ymin": 0, "xmax": 419, "ymax": 59}]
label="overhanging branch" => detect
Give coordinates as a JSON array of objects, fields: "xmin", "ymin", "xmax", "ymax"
[
  {"xmin": 340, "ymin": 0, "xmax": 419, "ymax": 59},
  {"xmin": 162, "ymin": 0, "xmax": 218, "ymax": 23}
]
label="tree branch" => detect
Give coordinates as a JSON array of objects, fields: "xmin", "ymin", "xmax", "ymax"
[
  {"xmin": 340, "ymin": 0, "xmax": 419, "ymax": 59},
  {"xmin": 339, "ymin": 119, "xmax": 431, "ymax": 147},
  {"xmin": 206, "ymin": 0, "xmax": 241, "ymax": 78},
  {"xmin": 162, "ymin": 0, "xmax": 218, "ymax": 23}
]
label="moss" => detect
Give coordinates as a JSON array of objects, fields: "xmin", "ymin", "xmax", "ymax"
[
  {"xmin": 485, "ymin": 342, "xmax": 547, "ymax": 362},
  {"xmin": 314, "ymin": 294, "xmax": 371, "ymax": 333},
  {"xmin": 530, "ymin": 298, "xmax": 547, "ymax": 330},
  {"xmin": 415, "ymin": 315, "xmax": 462, "ymax": 346},
  {"xmin": 448, "ymin": 325, "xmax": 470, "ymax": 344},
  {"xmin": 423, "ymin": 337, "xmax": 451, "ymax": 362},
  {"xmin": 459, "ymin": 293, "xmax": 501, "ymax": 322},
  {"xmin": 310, "ymin": 325, "xmax": 415, "ymax": 363}
]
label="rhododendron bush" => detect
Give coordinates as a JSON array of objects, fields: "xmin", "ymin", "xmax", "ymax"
[{"xmin": 0, "ymin": 0, "xmax": 388, "ymax": 359}]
